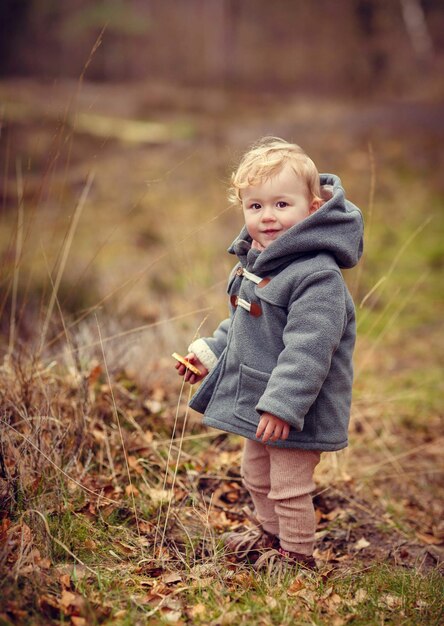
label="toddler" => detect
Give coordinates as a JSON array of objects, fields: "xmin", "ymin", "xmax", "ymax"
[{"xmin": 175, "ymin": 137, "xmax": 363, "ymax": 568}]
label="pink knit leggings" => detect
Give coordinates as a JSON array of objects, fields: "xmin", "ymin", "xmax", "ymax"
[{"xmin": 241, "ymin": 440, "xmax": 321, "ymax": 555}]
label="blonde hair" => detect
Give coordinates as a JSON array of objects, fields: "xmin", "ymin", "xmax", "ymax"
[{"xmin": 229, "ymin": 137, "xmax": 322, "ymax": 205}]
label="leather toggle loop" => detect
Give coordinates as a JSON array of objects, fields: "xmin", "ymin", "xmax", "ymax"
[
  {"xmin": 248, "ymin": 302, "xmax": 262, "ymax": 317},
  {"xmin": 236, "ymin": 266, "xmax": 271, "ymax": 288},
  {"xmin": 230, "ymin": 294, "xmax": 262, "ymax": 317},
  {"xmin": 257, "ymin": 278, "xmax": 270, "ymax": 288}
]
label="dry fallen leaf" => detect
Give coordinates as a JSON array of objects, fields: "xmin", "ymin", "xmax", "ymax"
[
  {"xmin": 125, "ymin": 484, "xmax": 140, "ymax": 497},
  {"xmin": 313, "ymin": 547, "xmax": 335, "ymax": 561},
  {"xmin": 161, "ymin": 609, "xmax": 182, "ymax": 623},
  {"xmin": 60, "ymin": 573, "xmax": 71, "ymax": 589},
  {"xmin": 262, "ymin": 596, "xmax": 277, "ymax": 609},
  {"xmin": 287, "ymin": 578, "xmax": 305, "ymax": 596},
  {"xmin": 229, "ymin": 572, "xmax": 254, "ymax": 589},
  {"xmin": 92, "ymin": 428, "xmax": 106, "ymax": 443},
  {"xmin": 319, "ymin": 507, "xmax": 343, "ymax": 522},
  {"xmin": 218, "ymin": 610, "xmax": 240, "ymax": 625},
  {"xmin": 128, "ymin": 455, "xmax": 144, "ymax": 474},
  {"xmin": 87, "ymin": 364, "xmax": 102, "ymax": 385},
  {"xmin": 163, "ymin": 572, "xmax": 182, "ymax": 585},
  {"xmin": 146, "ymin": 488, "xmax": 173, "ymax": 505},
  {"xmin": 294, "ymin": 589, "xmax": 317, "ymax": 607},
  {"xmin": 188, "ymin": 603, "xmax": 206, "ymax": 619},
  {"xmin": 60, "ymin": 590, "xmax": 77, "ymax": 609},
  {"xmin": 115, "ymin": 540, "xmax": 136, "ymax": 555},
  {"xmin": 38, "ymin": 557, "xmax": 52, "ymax": 569},
  {"xmin": 329, "ymin": 593, "xmax": 342, "ymax": 607},
  {"xmin": 353, "ymin": 537, "xmax": 370, "ymax": 551},
  {"xmin": 55, "ymin": 564, "xmax": 89, "ymax": 582},
  {"xmin": 144, "ymin": 399, "xmax": 164, "ymax": 414},
  {"xmin": 416, "ymin": 599, "xmax": 428, "ymax": 610},
  {"xmin": 379, "ymin": 593, "xmax": 403, "ymax": 610},
  {"xmin": 138, "ymin": 520, "xmax": 153, "ymax": 533},
  {"xmin": 349, "ymin": 588, "xmax": 368, "ymax": 605}
]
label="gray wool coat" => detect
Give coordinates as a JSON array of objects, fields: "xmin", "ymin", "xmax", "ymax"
[{"xmin": 189, "ymin": 174, "xmax": 364, "ymax": 451}]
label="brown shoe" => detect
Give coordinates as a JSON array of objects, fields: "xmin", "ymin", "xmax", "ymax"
[
  {"xmin": 254, "ymin": 546, "xmax": 317, "ymax": 572},
  {"xmin": 277, "ymin": 547, "xmax": 317, "ymax": 569},
  {"xmin": 221, "ymin": 527, "xmax": 280, "ymax": 563}
]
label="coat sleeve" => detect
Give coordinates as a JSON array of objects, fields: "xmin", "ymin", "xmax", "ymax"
[
  {"xmin": 188, "ymin": 317, "xmax": 231, "ymax": 371},
  {"xmin": 255, "ymin": 270, "xmax": 347, "ymax": 430}
]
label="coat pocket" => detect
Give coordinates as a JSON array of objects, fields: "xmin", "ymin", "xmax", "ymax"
[
  {"xmin": 234, "ymin": 363, "xmax": 270, "ymax": 426},
  {"xmin": 189, "ymin": 351, "xmax": 225, "ymax": 414}
]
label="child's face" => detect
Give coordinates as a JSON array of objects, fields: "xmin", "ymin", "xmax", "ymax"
[{"xmin": 241, "ymin": 164, "xmax": 319, "ymax": 250}]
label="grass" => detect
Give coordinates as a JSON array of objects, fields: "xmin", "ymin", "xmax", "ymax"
[
  {"xmin": 7, "ymin": 560, "xmax": 440, "ymax": 625},
  {"xmin": 1, "ymin": 77, "xmax": 443, "ymax": 624},
  {"xmin": 0, "ymin": 344, "xmax": 442, "ymax": 624}
]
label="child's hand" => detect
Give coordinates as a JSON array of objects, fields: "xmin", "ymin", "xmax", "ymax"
[
  {"xmin": 251, "ymin": 239, "xmax": 265, "ymax": 251},
  {"xmin": 256, "ymin": 412, "xmax": 290, "ymax": 443},
  {"xmin": 175, "ymin": 352, "xmax": 208, "ymax": 385}
]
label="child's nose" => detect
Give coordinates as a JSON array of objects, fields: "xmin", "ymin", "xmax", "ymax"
[{"xmin": 261, "ymin": 206, "xmax": 277, "ymax": 221}]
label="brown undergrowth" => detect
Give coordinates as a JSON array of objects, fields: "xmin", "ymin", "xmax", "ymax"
[{"xmin": 0, "ymin": 343, "xmax": 442, "ymax": 625}]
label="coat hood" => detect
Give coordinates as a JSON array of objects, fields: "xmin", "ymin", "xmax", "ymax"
[{"xmin": 228, "ymin": 173, "xmax": 364, "ymax": 272}]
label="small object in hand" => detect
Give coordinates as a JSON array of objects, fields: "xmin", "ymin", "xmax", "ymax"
[{"xmin": 171, "ymin": 352, "xmax": 202, "ymax": 376}]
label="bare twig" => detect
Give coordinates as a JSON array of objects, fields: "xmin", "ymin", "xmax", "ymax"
[
  {"xmin": 38, "ymin": 171, "xmax": 95, "ymax": 357},
  {"xmin": 8, "ymin": 160, "xmax": 25, "ymax": 358},
  {"xmin": 95, "ymin": 314, "xmax": 142, "ymax": 545}
]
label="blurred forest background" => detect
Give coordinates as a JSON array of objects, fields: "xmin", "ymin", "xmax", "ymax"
[
  {"xmin": 1, "ymin": 0, "xmax": 443, "ymax": 361},
  {"xmin": 0, "ymin": 2, "xmax": 443, "ymax": 625},
  {"xmin": 1, "ymin": 0, "xmax": 444, "ymax": 93}
]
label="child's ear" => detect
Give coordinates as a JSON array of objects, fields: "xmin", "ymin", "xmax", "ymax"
[{"xmin": 309, "ymin": 197, "xmax": 322, "ymax": 214}]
